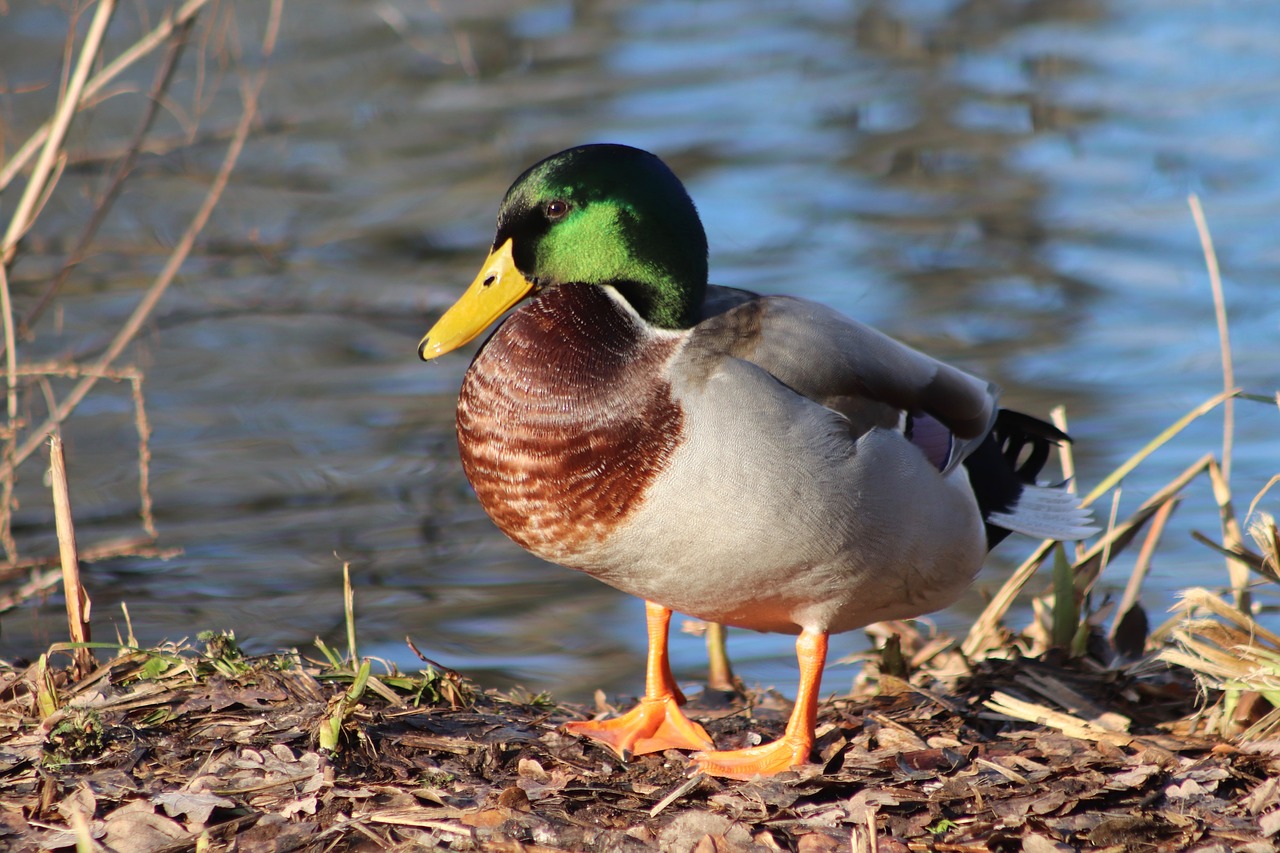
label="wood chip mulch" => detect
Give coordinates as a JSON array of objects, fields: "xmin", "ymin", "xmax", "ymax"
[{"xmin": 1, "ymin": 640, "xmax": 1278, "ymax": 853}]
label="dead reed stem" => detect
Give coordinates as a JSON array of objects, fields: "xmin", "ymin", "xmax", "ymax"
[
  {"xmin": 0, "ymin": 265, "xmax": 16, "ymax": 562},
  {"xmin": 1, "ymin": 0, "xmax": 117, "ymax": 265},
  {"xmin": 0, "ymin": 261, "xmax": 16, "ymax": 427},
  {"xmin": 130, "ymin": 375, "xmax": 157, "ymax": 538},
  {"xmin": 0, "ymin": 567, "xmax": 62, "ymax": 612},
  {"xmin": 1188, "ymin": 194, "xmax": 1234, "ymax": 484},
  {"xmin": 0, "ymin": 433, "xmax": 14, "ymax": 562},
  {"xmin": 50, "ymin": 435, "xmax": 94, "ymax": 677},
  {"xmin": 1207, "ymin": 457, "xmax": 1252, "ymax": 611},
  {"xmin": 17, "ymin": 19, "xmax": 196, "ymax": 338},
  {"xmin": 1072, "ymin": 454, "xmax": 1212, "ymax": 593},
  {"xmin": 1049, "ymin": 406, "xmax": 1076, "ymax": 490},
  {"xmin": 1110, "ymin": 497, "xmax": 1178, "ymax": 640},
  {"xmin": 1081, "ymin": 387, "xmax": 1237, "ymax": 508},
  {"xmin": 344, "ymin": 562, "xmax": 358, "ymax": 664},
  {"xmin": 0, "ymin": 1, "xmax": 276, "ymax": 606},
  {"xmin": 0, "ymin": 536, "xmax": 177, "ymax": 586},
  {"xmin": 0, "ymin": 0, "xmax": 218, "ymax": 193},
  {"xmin": 4, "ymin": 36, "xmax": 271, "ymax": 476}
]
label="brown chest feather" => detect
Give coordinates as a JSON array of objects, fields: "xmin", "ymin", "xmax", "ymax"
[{"xmin": 456, "ymin": 286, "xmax": 683, "ymax": 562}]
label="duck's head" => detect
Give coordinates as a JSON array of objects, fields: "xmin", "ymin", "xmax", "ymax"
[{"xmin": 419, "ymin": 144, "xmax": 708, "ymax": 359}]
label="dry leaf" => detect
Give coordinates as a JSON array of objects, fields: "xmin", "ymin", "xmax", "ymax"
[
  {"xmin": 1022, "ymin": 835, "xmax": 1074, "ymax": 853},
  {"xmin": 56, "ymin": 780, "xmax": 97, "ymax": 823},
  {"xmin": 1107, "ymin": 764, "xmax": 1161, "ymax": 789},
  {"xmin": 1164, "ymin": 778, "xmax": 1209, "ymax": 799},
  {"xmin": 1243, "ymin": 777, "xmax": 1280, "ymax": 815},
  {"xmin": 796, "ymin": 832, "xmax": 844, "ymax": 852},
  {"xmin": 693, "ymin": 834, "xmax": 751, "ymax": 853},
  {"xmin": 517, "ymin": 756, "xmax": 549, "ymax": 780},
  {"xmin": 660, "ymin": 812, "xmax": 754, "ymax": 853},
  {"xmin": 102, "ymin": 800, "xmax": 190, "ymax": 853},
  {"xmin": 280, "ymin": 795, "xmax": 320, "ymax": 819},
  {"xmin": 152, "ymin": 790, "xmax": 235, "ymax": 824}
]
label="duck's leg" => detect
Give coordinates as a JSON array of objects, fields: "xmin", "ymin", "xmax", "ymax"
[
  {"xmin": 563, "ymin": 601, "xmax": 714, "ymax": 757},
  {"xmin": 705, "ymin": 622, "xmax": 737, "ymax": 692},
  {"xmin": 693, "ymin": 628, "xmax": 827, "ymax": 779}
]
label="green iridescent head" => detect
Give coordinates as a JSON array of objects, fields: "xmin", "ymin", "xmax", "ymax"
[{"xmin": 494, "ymin": 144, "xmax": 709, "ymax": 329}]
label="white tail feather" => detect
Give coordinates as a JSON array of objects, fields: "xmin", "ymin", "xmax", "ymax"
[{"xmin": 987, "ymin": 484, "xmax": 1098, "ymax": 541}]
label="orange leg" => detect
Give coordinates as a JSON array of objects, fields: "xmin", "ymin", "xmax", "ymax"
[
  {"xmin": 563, "ymin": 601, "xmax": 714, "ymax": 758},
  {"xmin": 705, "ymin": 622, "xmax": 737, "ymax": 692},
  {"xmin": 693, "ymin": 629, "xmax": 828, "ymax": 779}
]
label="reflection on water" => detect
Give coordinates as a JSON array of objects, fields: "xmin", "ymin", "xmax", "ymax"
[{"xmin": 2, "ymin": 0, "xmax": 1277, "ymax": 699}]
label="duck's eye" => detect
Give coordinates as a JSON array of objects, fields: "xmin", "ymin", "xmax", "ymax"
[{"xmin": 545, "ymin": 200, "xmax": 569, "ymax": 220}]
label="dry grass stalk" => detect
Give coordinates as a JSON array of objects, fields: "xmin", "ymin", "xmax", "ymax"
[
  {"xmin": 0, "ymin": 417, "xmax": 15, "ymax": 563},
  {"xmin": 49, "ymin": 435, "xmax": 93, "ymax": 677},
  {"xmin": 1049, "ymin": 405, "xmax": 1076, "ymax": 488},
  {"xmin": 1206, "ymin": 457, "xmax": 1252, "ymax": 611},
  {"xmin": 0, "ymin": 0, "xmax": 280, "ymax": 630},
  {"xmin": 1071, "ymin": 454, "xmax": 1213, "ymax": 594},
  {"xmin": 984, "ymin": 690, "xmax": 1133, "ymax": 746},
  {"xmin": 1161, "ymin": 587, "xmax": 1280, "ymax": 739},
  {"xmin": 0, "ymin": 537, "xmax": 178, "ymax": 586},
  {"xmin": 5, "ymin": 62, "xmax": 267, "ymax": 474},
  {"xmin": 0, "ymin": 363, "xmax": 157, "ymax": 577},
  {"xmin": 1245, "ymin": 513, "xmax": 1279, "ymax": 580},
  {"xmin": 18, "ymin": 18, "xmax": 196, "ymax": 337},
  {"xmin": 852, "ymin": 804, "xmax": 880, "ymax": 853},
  {"xmin": 1049, "ymin": 406, "xmax": 1088, "ymax": 564},
  {"xmin": 648, "ymin": 773, "xmax": 706, "ymax": 817},
  {"xmin": 963, "ymin": 386, "xmax": 1237, "ymax": 658},
  {"xmin": 0, "ymin": 0, "xmax": 219, "ymax": 193},
  {"xmin": 1251, "ymin": 471, "xmax": 1280, "ymax": 521},
  {"xmin": 704, "ymin": 621, "xmax": 736, "ymax": 692},
  {"xmin": 0, "ymin": 567, "xmax": 62, "ymax": 612},
  {"xmin": 965, "ymin": 363, "xmax": 1268, "ymax": 660},
  {"xmin": 1012, "ymin": 669, "xmax": 1118, "ymax": 724},
  {"xmin": 1110, "ymin": 497, "xmax": 1178, "ymax": 641},
  {"xmin": 344, "ymin": 562, "xmax": 358, "ymax": 664},
  {"xmin": 1188, "ymin": 194, "xmax": 1234, "ymax": 485},
  {"xmin": 962, "ymin": 539, "xmax": 1056, "ymax": 659},
  {"xmin": 0, "ymin": 0, "xmax": 117, "ymax": 265},
  {"xmin": 130, "ymin": 373, "xmax": 157, "ymax": 538},
  {"xmin": 1, "ymin": 262, "xmax": 18, "ymax": 433},
  {"xmin": 1080, "ymin": 388, "xmax": 1238, "ymax": 508},
  {"xmin": 1083, "ymin": 487, "xmax": 1124, "ymax": 599}
]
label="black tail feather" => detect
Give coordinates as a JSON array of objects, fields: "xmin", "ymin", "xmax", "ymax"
[{"xmin": 963, "ymin": 409, "xmax": 1070, "ymax": 549}]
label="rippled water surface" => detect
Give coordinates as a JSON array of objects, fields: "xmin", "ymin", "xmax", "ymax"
[{"xmin": 2, "ymin": 0, "xmax": 1278, "ymax": 698}]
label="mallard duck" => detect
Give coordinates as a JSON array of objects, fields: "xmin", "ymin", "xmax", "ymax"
[{"xmin": 419, "ymin": 144, "xmax": 1095, "ymax": 779}]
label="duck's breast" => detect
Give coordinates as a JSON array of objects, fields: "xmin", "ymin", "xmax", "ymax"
[{"xmin": 456, "ymin": 285, "xmax": 685, "ymax": 563}]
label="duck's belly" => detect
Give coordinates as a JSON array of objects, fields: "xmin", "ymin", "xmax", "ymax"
[
  {"xmin": 574, "ymin": 426, "xmax": 986, "ymax": 635},
  {"xmin": 555, "ymin": 365, "xmax": 986, "ymax": 636}
]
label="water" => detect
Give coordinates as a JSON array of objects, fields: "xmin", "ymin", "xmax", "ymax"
[{"xmin": 2, "ymin": 0, "xmax": 1277, "ymax": 700}]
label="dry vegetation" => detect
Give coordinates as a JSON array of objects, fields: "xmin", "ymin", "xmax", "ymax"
[
  {"xmin": 0, "ymin": 0, "xmax": 277, "ymax": 621},
  {"xmin": 2, "ymin": 2, "xmax": 1280, "ymax": 851}
]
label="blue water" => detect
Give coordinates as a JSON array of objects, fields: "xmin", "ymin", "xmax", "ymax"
[{"xmin": 1, "ymin": 0, "xmax": 1277, "ymax": 700}]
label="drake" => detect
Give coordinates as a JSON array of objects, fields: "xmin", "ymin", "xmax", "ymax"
[{"xmin": 419, "ymin": 144, "xmax": 1095, "ymax": 779}]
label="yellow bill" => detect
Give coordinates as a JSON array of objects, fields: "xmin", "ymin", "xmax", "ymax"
[{"xmin": 418, "ymin": 239, "xmax": 534, "ymax": 360}]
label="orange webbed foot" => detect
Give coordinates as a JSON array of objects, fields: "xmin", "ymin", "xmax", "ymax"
[
  {"xmin": 564, "ymin": 601, "xmax": 715, "ymax": 759},
  {"xmin": 692, "ymin": 732, "xmax": 813, "ymax": 779},
  {"xmin": 694, "ymin": 628, "xmax": 829, "ymax": 780},
  {"xmin": 564, "ymin": 694, "xmax": 713, "ymax": 757}
]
